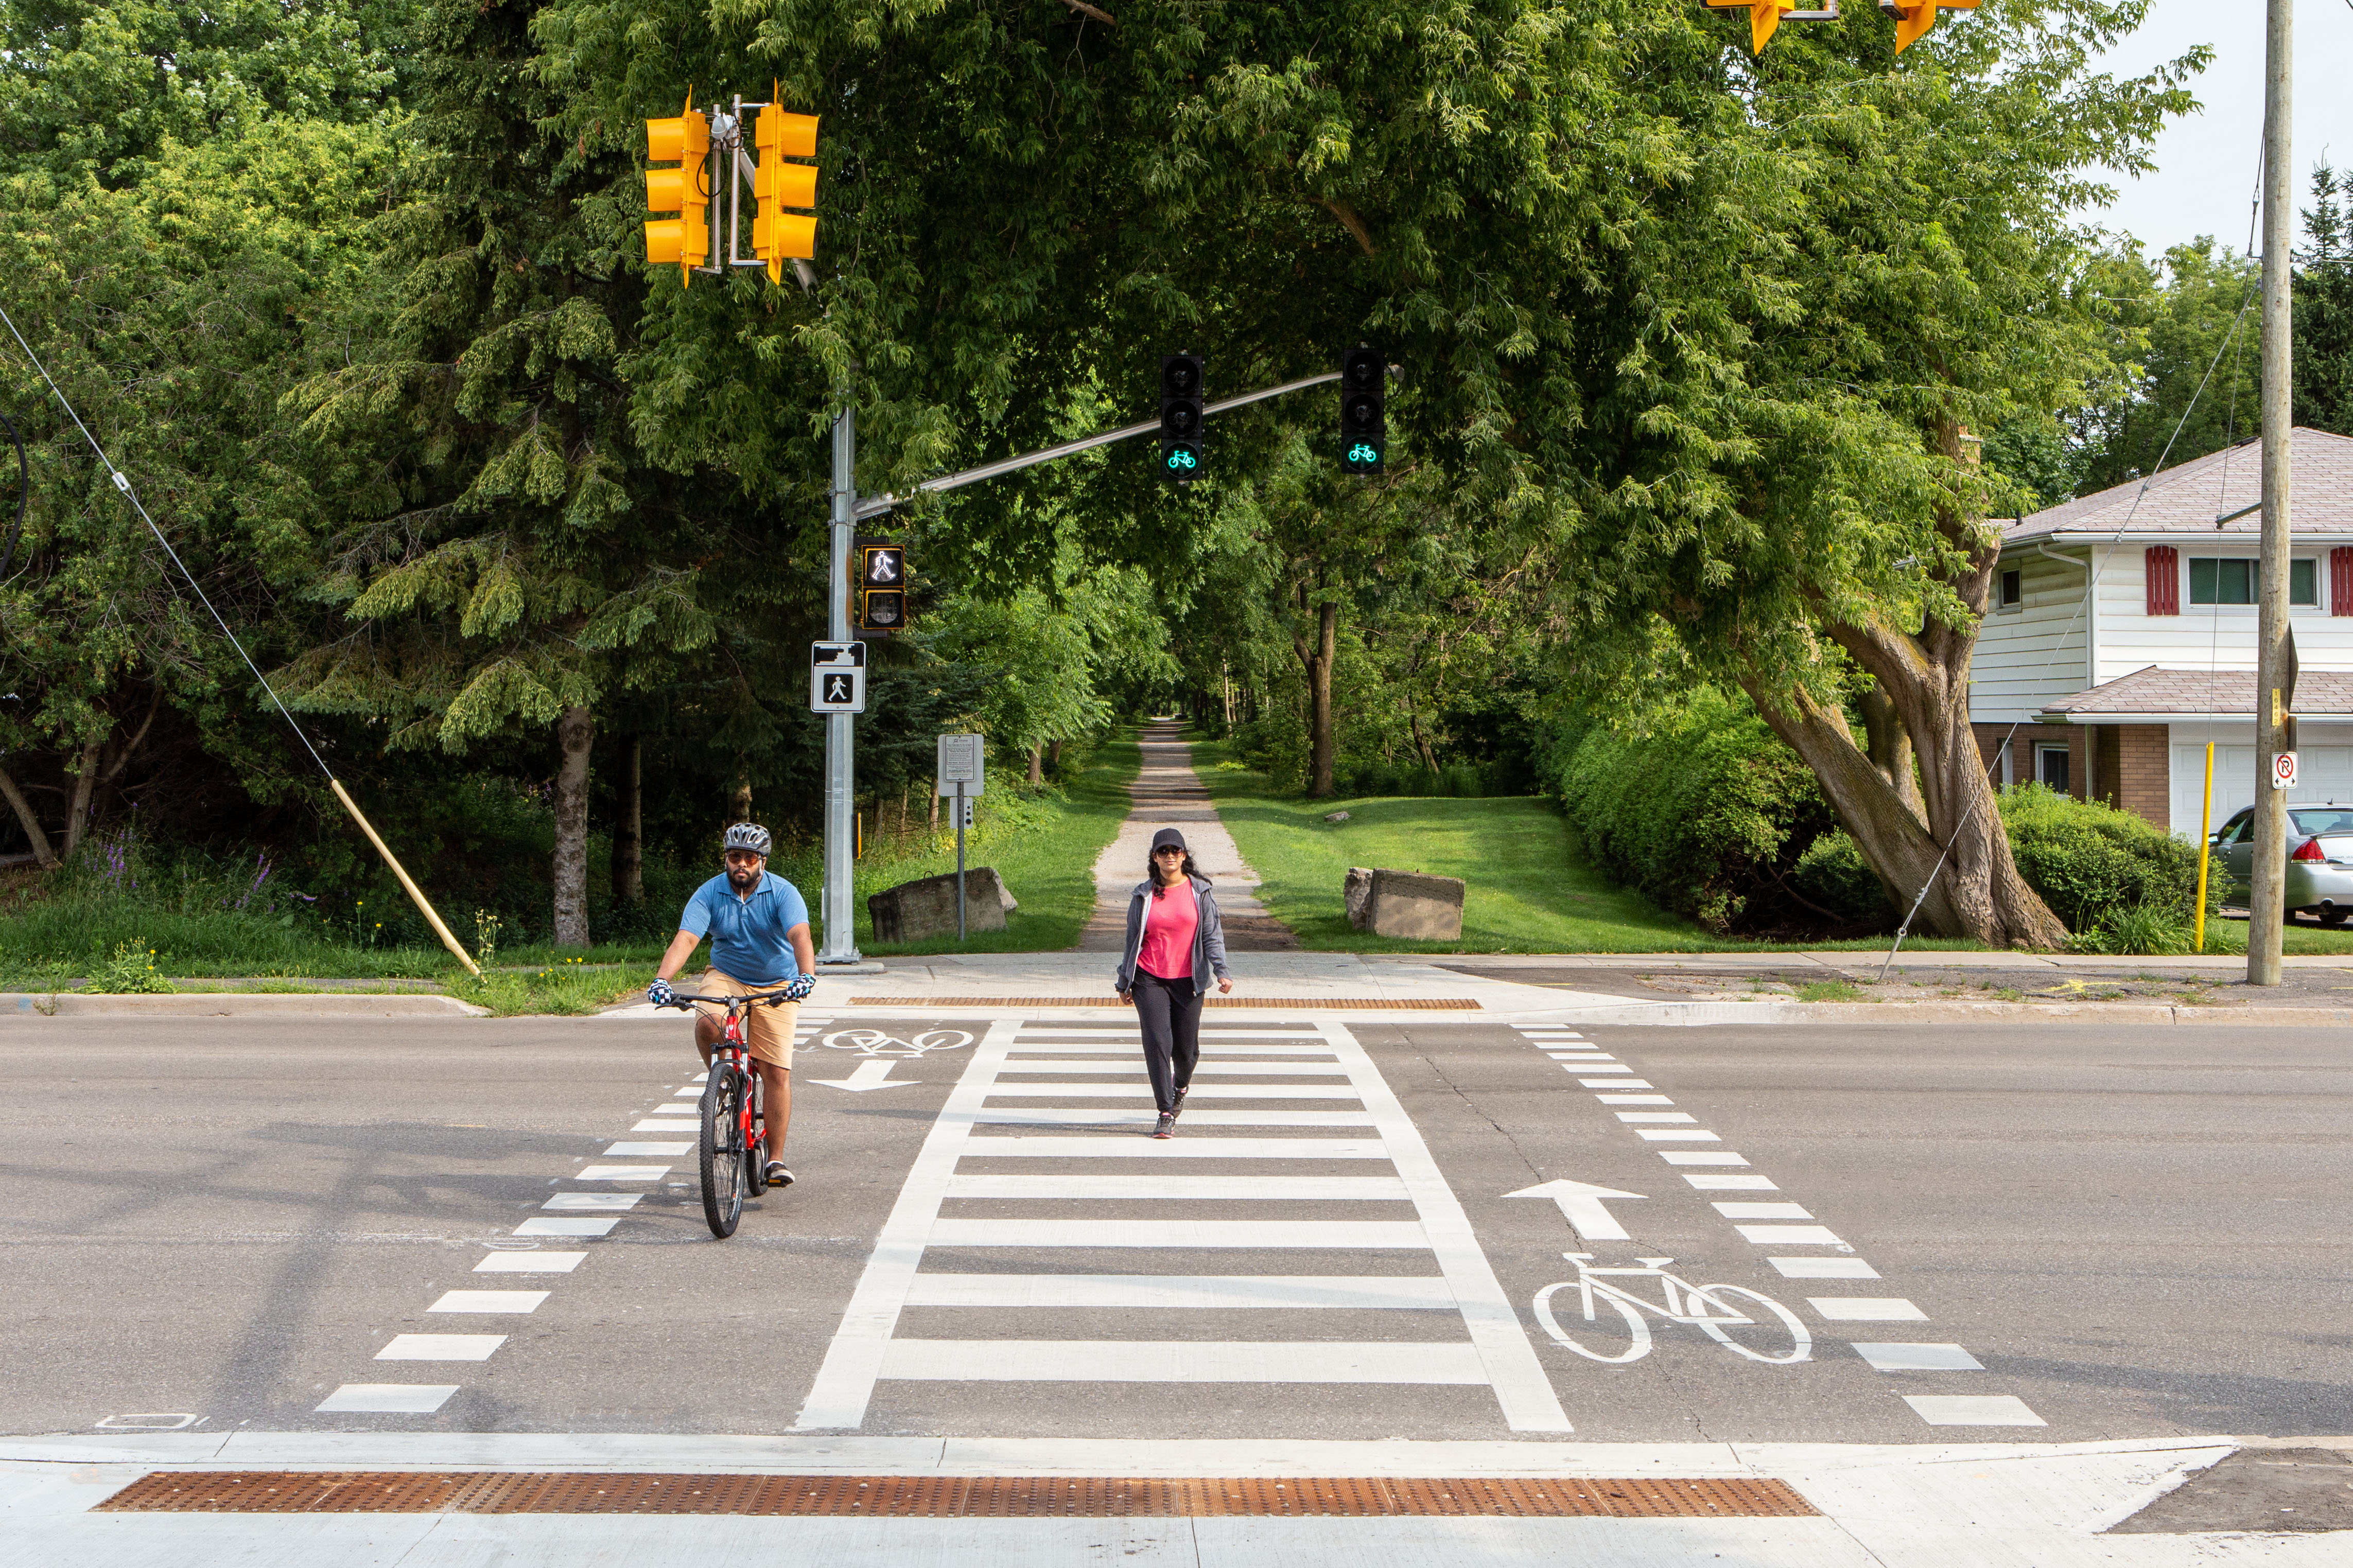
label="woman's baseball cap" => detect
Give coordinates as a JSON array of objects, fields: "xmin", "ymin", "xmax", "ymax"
[{"xmin": 1150, "ymin": 828, "xmax": 1188, "ymax": 854}]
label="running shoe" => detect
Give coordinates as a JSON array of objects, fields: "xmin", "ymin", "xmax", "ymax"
[
  {"xmin": 1152, "ymin": 1112, "xmax": 1176, "ymax": 1139},
  {"xmin": 1172, "ymin": 1085, "xmax": 1189, "ymax": 1119},
  {"xmin": 765, "ymin": 1162, "xmax": 794, "ymax": 1189}
]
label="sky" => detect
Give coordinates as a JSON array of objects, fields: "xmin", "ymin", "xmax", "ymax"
[{"xmin": 2086, "ymin": 0, "xmax": 2353, "ymax": 258}]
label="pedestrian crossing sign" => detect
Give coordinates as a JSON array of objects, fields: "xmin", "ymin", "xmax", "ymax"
[{"xmin": 811, "ymin": 640, "xmax": 866, "ymax": 713}]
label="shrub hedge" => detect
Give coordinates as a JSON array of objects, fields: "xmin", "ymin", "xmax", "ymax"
[{"xmin": 1540, "ymin": 689, "xmax": 1839, "ymax": 933}]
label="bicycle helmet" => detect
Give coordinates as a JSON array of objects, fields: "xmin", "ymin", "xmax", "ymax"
[{"xmin": 723, "ymin": 822, "xmax": 772, "ymax": 856}]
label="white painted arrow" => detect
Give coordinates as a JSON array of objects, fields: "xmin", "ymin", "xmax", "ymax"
[
  {"xmin": 808, "ymin": 1059, "xmax": 918, "ymax": 1093},
  {"xmin": 1505, "ymin": 1178, "xmax": 1647, "ymax": 1242}
]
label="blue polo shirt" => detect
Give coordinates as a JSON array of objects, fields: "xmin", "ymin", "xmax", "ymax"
[{"xmin": 679, "ymin": 872, "xmax": 811, "ymax": 984}]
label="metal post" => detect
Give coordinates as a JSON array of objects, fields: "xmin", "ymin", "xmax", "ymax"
[
  {"xmin": 2248, "ymin": 0, "xmax": 2294, "ymax": 985},
  {"xmin": 818, "ymin": 403, "xmax": 862, "ymax": 964},
  {"xmin": 955, "ymin": 781, "xmax": 967, "ymax": 941}
]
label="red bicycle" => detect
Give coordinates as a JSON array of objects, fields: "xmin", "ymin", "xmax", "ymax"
[{"xmin": 655, "ymin": 988, "xmax": 793, "ymax": 1237}]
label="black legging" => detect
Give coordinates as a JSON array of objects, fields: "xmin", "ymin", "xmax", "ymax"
[{"xmin": 1132, "ymin": 970, "xmax": 1202, "ymax": 1115}]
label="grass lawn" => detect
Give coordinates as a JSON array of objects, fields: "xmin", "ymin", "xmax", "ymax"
[
  {"xmin": 0, "ymin": 736, "xmax": 1143, "ymax": 1007},
  {"xmin": 1190, "ymin": 739, "xmax": 2353, "ymax": 957},
  {"xmin": 817, "ymin": 735, "xmax": 1141, "ymax": 956}
]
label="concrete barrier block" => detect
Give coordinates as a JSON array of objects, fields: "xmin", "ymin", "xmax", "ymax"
[
  {"xmin": 1366, "ymin": 869, "xmax": 1465, "ymax": 941},
  {"xmin": 1344, "ymin": 867, "xmax": 1375, "ymax": 932},
  {"xmin": 869, "ymin": 868, "xmax": 1010, "ymax": 942}
]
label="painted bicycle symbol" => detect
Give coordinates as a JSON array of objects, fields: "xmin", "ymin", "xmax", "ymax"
[
  {"xmin": 816, "ymin": 1028, "xmax": 975, "ymax": 1060},
  {"xmin": 1533, "ymin": 1254, "xmax": 1811, "ymax": 1365}
]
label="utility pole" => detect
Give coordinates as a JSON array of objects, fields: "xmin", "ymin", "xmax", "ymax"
[
  {"xmin": 2248, "ymin": 0, "xmax": 2295, "ymax": 986},
  {"xmin": 818, "ymin": 400, "xmax": 862, "ymax": 966}
]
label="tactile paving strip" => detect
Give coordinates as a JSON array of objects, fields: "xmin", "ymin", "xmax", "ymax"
[
  {"xmin": 846, "ymin": 997, "xmax": 1481, "ymax": 1010},
  {"xmin": 98, "ymin": 1472, "xmax": 1814, "ymax": 1518}
]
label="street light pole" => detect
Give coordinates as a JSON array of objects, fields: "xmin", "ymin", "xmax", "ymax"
[
  {"xmin": 2248, "ymin": 0, "xmax": 2295, "ymax": 986},
  {"xmin": 818, "ymin": 400, "xmax": 862, "ymax": 965}
]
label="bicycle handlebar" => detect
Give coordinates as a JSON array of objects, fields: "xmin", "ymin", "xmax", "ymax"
[{"xmin": 655, "ymin": 989, "xmax": 798, "ymax": 1011}]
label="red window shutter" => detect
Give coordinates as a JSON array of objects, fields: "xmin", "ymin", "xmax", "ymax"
[
  {"xmin": 2333, "ymin": 547, "xmax": 2353, "ymax": 615},
  {"xmin": 2145, "ymin": 546, "xmax": 2178, "ymax": 615}
]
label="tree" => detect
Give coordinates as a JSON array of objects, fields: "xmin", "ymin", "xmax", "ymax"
[
  {"xmin": 2295, "ymin": 163, "xmax": 2353, "ymax": 436},
  {"xmin": 276, "ymin": 0, "xmax": 731, "ymax": 947},
  {"xmin": 0, "ymin": 81, "xmax": 404, "ymax": 862}
]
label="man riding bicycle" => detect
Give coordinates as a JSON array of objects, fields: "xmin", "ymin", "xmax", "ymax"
[{"xmin": 647, "ymin": 823, "xmax": 817, "ymax": 1191}]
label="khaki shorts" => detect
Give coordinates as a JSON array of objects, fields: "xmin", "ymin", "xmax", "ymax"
[{"xmin": 692, "ymin": 967, "xmax": 798, "ymax": 1069}]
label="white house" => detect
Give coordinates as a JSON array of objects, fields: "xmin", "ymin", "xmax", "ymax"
[{"xmin": 1968, "ymin": 426, "xmax": 2353, "ymax": 835}]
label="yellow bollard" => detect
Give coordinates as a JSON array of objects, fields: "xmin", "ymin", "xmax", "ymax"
[{"xmin": 2194, "ymin": 742, "xmax": 2216, "ymax": 953}]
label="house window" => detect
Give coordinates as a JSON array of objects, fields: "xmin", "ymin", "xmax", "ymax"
[
  {"xmin": 2189, "ymin": 557, "xmax": 2319, "ymax": 606},
  {"xmin": 2035, "ymin": 742, "xmax": 2070, "ymax": 792},
  {"xmin": 1997, "ymin": 569, "xmax": 2022, "ymax": 608}
]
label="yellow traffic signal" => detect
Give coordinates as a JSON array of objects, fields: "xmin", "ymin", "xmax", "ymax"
[
  {"xmin": 1880, "ymin": 0, "xmax": 1978, "ymax": 54},
  {"xmin": 1704, "ymin": 0, "xmax": 1800, "ymax": 54},
  {"xmin": 752, "ymin": 86, "xmax": 820, "ymax": 279},
  {"xmin": 643, "ymin": 91, "xmax": 710, "ymax": 286}
]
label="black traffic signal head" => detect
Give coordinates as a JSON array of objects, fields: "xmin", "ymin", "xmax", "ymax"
[
  {"xmin": 1340, "ymin": 348, "xmax": 1385, "ymax": 474},
  {"xmin": 1159, "ymin": 354, "xmax": 1204, "ymax": 483}
]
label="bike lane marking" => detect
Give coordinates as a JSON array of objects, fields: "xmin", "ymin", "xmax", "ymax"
[{"xmin": 1510, "ymin": 1024, "xmax": 2044, "ymax": 1429}]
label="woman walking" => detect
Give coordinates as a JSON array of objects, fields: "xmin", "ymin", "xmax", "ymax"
[{"xmin": 1114, "ymin": 827, "xmax": 1234, "ymax": 1139}]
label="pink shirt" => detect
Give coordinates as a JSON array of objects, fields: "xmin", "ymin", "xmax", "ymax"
[{"xmin": 1135, "ymin": 880, "xmax": 1199, "ymax": 982}]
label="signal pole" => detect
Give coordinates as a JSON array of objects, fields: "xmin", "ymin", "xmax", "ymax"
[
  {"xmin": 818, "ymin": 400, "xmax": 863, "ymax": 965},
  {"xmin": 2249, "ymin": 0, "xmax": 2295, "ymax": 985}
]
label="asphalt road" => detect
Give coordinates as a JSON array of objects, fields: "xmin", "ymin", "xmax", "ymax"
[{"xmin": 2, "ymin": 1012, "xmax": 2344, "ymax": 1444}]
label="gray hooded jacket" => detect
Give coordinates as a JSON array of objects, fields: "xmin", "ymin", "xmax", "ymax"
[{"xmin": 1114, "ymin": 874, "xmax": 1231, "ymax": 995}]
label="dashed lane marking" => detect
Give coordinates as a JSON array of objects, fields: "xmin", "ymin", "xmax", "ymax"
[
  {"xmin": 375, "ymin": 1335, "xmax": 505, "ymax": 1362},
  {"xmin": 1511, "ymin": 1023, "xmax": 2042, "ymax": 1426},
  {"xmin": 428, "ymin": 1291, "xmax": 548, "ymax": 1314},
  {"xmin": 314, "ymin": 1385, "xmax": 456, "ymax": 1414},
  {"xmin": 473, "ymin": 1253, "xmax": 584, "ymax": 1274}
]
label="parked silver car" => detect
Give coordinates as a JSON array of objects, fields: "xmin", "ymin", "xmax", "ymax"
[{"xmin": 2209, "ymin": 803, "xmax": 2353, "ymax": 923}]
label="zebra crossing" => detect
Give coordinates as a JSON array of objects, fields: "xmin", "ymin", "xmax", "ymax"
[{"xmin": 794, "ymin": 1016, "xmax": 1570, "ymax": 1433}]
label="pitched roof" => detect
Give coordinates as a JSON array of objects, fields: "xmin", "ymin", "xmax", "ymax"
[
  {"xmin": 2005, "ymin": 427, "xmax": 2353, "ymax": 544},
  {"xmin": 2040, "ymin": 664, "xmax": 2353, "ymax": 717}
]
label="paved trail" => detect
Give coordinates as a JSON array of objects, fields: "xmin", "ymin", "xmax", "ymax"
[{"xmin": 1078, "ymin": 720, "xmax": 1298, "ymax": 953}]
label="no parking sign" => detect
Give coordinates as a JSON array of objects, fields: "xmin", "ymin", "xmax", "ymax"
[{"xmin": 2273, "ymin": 751, "xmax": 2298, "ymax": 790}]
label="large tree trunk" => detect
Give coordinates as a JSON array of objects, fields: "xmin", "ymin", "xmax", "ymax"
[
  {"xmin": 613, "ymin": 733, "xmax": 643, "ymax": 906},
  {"xmin": 1295, "ymin": 596, "xmax": 1338, "ymax": 798},
  {"xmin": 1027, "ymin": 744, "xmax": 1044, "ymax": 785},
  {"xmin": 64, "ymin": 742, "xmax": 98, "ymax": 854},
  {"xmin": 729, "ymin": 778, "xmax": 753, "ymax": 825},
  {"xmin": 551, "ymin": 704, "xmax": 595, "ymax": 948},
  {"xmin": 0, "ymin": 764, "xmax": 55, "ymax": 867},
  {"xmin": 1856, "ymin": 682, "xmax": 1923, "ymax": 824}
]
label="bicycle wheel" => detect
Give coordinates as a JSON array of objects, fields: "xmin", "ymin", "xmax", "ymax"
[
  {"xmin": 699, "ymin": 1065, "xmax": 746, "ymax": 1238},
  {"xmin": 1690, "ymin": 1284, "xmax": 1812, "ymax": 1364},
  {"xmin": 744, "ymin": 1070, "xmax": 768, "ymax": 1197},
  {"xmin": 1533, "ymin": 1281, "xmax": 1652, "ymax": 1364}
]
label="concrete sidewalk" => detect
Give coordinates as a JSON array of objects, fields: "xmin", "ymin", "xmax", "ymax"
[{"xmin": 3, "ymin": 1431, "xmax": 2338, "ymax": 1565}]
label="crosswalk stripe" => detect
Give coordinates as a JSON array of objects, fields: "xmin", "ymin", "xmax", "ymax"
[
  {"xmin": 973, "ymin": 1108, "xmax": 1378, "ymax": 1127},
  {"xmin": 958, "ymin": 1136, "xmax": 1392, "ymax": 1160},
  {"xmin": 998, "ymin": 1042, "xmax": 1343, "ymax": 1056},
  {"xmin": 927, "ymin": 1218, "xmax": 1430, "ymax": 1248},
  {"xmin": 899, "ymin": 1274, "xmax": 1456, "ymax": 1309},
  {"xmin": 997, "ymin": 1060, "xmax": 1351, "ymax": 1075},
  {"xmin": 942, "ymin": 1174, "xmax": 1410, "ymax": 1201},
  {"xmin": 981, "ymin": 1083, "xmax": 1363, "ymax": 1100},
  {"xmin": 876, "ymin": 1340, "xmax": 1490, "ymax": 1384}
]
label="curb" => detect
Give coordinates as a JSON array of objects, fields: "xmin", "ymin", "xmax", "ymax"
[
  {"xmin": 3, "ymin": 992, "xmax": 492, "ymax": 1019},
  {"xmin": 1545, "ymin": 999, "xmax": 2353, "ymax": 1027}
]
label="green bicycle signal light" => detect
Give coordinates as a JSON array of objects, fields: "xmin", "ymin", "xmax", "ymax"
[
  {"xmin": 1159, "ymin": 354, "xmax": 1205, "ymax": 485},
  {"xmin": 1340, "ymin": 347, "xmax": 1385, "ymax": 474}
]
